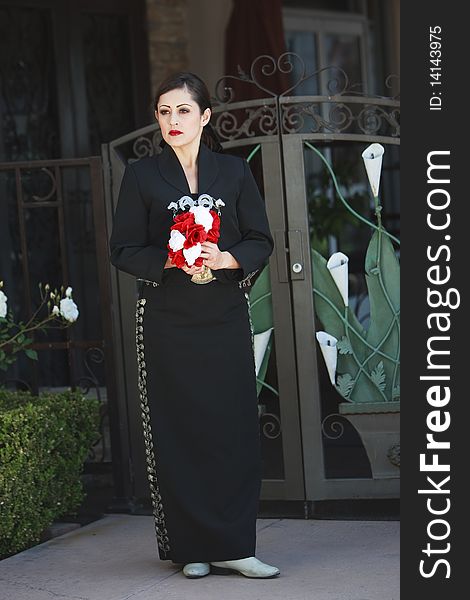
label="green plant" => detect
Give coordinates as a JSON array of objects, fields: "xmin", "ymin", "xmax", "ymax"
[
  {"xmin": 248, "ymin": 265, "xmax": 277, "ymax": 397},
  {"xmin": 0, "ymin": 389, "xmax": 100, "ymax": 558},
  {"xmin": 311, "ymin": 143, "xmax": 400, "ymax": 404},
  {"xmin": 312, "ymin": 230, "xmax": 400, "ymax": 403}
]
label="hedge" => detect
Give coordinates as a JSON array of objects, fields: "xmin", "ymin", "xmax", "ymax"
[{"xmin": 0, "ymin": 389, "xmax": 100, "ymax": 558}]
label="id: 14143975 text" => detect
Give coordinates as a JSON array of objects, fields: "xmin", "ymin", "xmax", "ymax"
[{"xmin": 429, "ymin": 25, "xmax": 443, "ymax": 111}]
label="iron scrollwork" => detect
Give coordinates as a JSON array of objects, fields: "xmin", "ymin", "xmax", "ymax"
[
  {"xmin": 0, "ymin": 378, "xmax": 32, "ymax": 392},
  {"xmin": 113, "ymin": 52, "xmax": 399, "ymax": 163},
  {"xmin": 132, "ymin": 130, "xmax": 163, "ymax": 158},
  {"xmin": 209, "ymin": 53, "xmax": 399, "ymax": 143},
  {"xmin": 76, "ymin": 347, "xmax": 107, "ymax": 463},
  {"xmin": 258, "ymin": 403, "xmax": 282, "ymax": 440},
  {"xmin": 214, "ymin": 53, "xmax": 300, "ymax": 103},
  {"xmin": 214, "ymin": 105, "xmax": 278, "ymax": 142},
  {"xmin": 260, "ymin": 412, "xmax": 282, "ymax": 440},
  {"xmin": 321, "ymin": 413, "xmax": 346, "ymax": 440}
]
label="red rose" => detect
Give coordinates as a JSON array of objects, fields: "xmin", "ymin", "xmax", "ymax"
[
  {"xmin": 206, "ymin": 210, "xmax": 220, "ymax": 243},
  {"xmin": 184, "ymin": 223, "xmax": 207, "ymax": 248},
  {"xmin": 174, "ymin": 211, "xmax": 194, "ymax": 224},
  {"xmin": 168, "ymin": 247, "xmax": 186, "ymax": 268},
  {"xmin": 171, "ymin": 211, "xmax": 195, "ymax": 236}
]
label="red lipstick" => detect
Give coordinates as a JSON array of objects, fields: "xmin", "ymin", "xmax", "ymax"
[{"xmin": 169, "ymin": 130, "xmax": 183, "ymax": 136}]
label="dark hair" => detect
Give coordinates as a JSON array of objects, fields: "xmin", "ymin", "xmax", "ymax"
[{"xmin": 154, "ymin": 71, "xmax": 223, "ymax": 153}]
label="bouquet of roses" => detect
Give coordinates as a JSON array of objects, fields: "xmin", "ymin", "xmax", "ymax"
[{"xmin": 166, "ymin": 195, "xmax": 225, "ymax": 270}]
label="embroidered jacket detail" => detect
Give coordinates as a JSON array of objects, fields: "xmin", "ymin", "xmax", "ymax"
[
  {"xmin": 243, "ymin": 291, "xmax": 256, "ymax": 368},
  {"xmin": 167, "ymin": 194, "xmax": 225, "ymax": 215},
  {"xmin": 135, "ymin": 298, "xmax": 170, "ymax": 555},
  {"xmin": 238, "ymin": 269, "xmax": 259, "ymax": 289},
  {"xmin": 137, "ymin": 277, "xmax": 160, "ymax": 287}
]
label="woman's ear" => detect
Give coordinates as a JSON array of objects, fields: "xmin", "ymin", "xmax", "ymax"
[{"xmin": 202, "ymin": 108, "xmax": 211, "ymax": 126}]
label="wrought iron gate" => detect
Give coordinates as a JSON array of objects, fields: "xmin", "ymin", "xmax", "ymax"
[
  {"xmin": 0, "ymin": 156, "xmax": 126, "ymax": 489},
  {"xmin": 104, "ymin": 54, "xmax": 400, "ymax": 505}
]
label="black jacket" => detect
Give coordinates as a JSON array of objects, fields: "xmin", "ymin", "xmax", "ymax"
[{"xmin": 109, "ymin": 141, "xmax": 274, "ymax": 286}]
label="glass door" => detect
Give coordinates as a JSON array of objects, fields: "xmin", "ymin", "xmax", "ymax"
[
  {"xmin": 282, "ymin": 132, "xmax": 400, "ymax": 499},
  {"xmin": 243, "ymin": 140, "xmax": 306, "ymax": 501}
]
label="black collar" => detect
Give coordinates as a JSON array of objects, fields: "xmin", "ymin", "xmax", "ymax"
[{"xmin": 157, "ymin": 140, "xmax": 219, "ymax": 195}]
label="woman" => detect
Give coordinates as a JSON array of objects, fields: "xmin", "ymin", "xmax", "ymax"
[{"xmin": 109, "ymin": 72, "xmax": 279, "ymax": 579}]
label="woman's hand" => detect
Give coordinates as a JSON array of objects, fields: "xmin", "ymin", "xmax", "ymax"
[
  {"xmin": 200, "ymin": 242, "xmax": 236, "ymax": 270},
  {"xmin": 164, "ymin": 256, "xmax": 203, "ymax": 274},
  {"xmin": 164, "ymin": 256, "xmax": 176, "ymax": 269},
  {"xmin": 181, "ymin": 263, "xmax": 205, "ymax": 275}
]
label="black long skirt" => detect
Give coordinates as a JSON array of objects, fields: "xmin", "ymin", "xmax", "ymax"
[{"xmin": 134, "ymin": 267, "xmax": 262, "ymax": 564}]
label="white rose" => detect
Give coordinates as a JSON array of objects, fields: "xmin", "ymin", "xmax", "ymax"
[
  {"xmin": 59, "ymin": 298, "xmax": 79, "ymax": 322},
  {"xmin": 190, "ymin": 205, "xmax": 213, "ymax": 232},
  {"xmin": 0, "ymin": 290, "xmax": 7, "ymax": 318},
  {"xmin": 183, "ymin": 243, "xmax": 201, "ymax": 266},
  {"xmin": 168, "ymin": 229, "xmax": 186, "ymax": 251},
  {"xmin": 65, "ymin": 286, "xmax": 73, "ymax": 298}
]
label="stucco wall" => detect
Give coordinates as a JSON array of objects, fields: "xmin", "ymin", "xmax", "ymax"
[
  {"xmin": 186, "ymin": 0, "xmax": 233, "ymax": 97},
  {"xmin": 145, "ymin": 0, "xmax": 190, "ymax": 102}
]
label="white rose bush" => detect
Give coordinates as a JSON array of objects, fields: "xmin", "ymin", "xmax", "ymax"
[
  {"xmin": 0, "ymin": 280, "xmax": 79, "ymax": 372},
  {"xmin": 0, "ymin": 290, "xmax": 7, "ymax": 319}
]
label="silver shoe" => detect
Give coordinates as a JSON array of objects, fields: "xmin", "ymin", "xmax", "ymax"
[
  {"xmin": 210, "ymin": 556, "xmax": 280, "ymax": 578},
  {"xmin": 182, "ymin": 562, "xmax": 210, "ymax": 578}
]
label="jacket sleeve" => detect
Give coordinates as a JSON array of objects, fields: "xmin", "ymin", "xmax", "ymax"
[
  {"xmin": 109, "ymin": 163, "xmax": 168, "ymax": 284},
  {"xmin": 216, "ymin": 159, "xmax": 274, "ymax": 284}
]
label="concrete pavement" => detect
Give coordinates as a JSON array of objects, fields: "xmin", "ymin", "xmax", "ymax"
[{"xmin": 0, "ymin": 515, "xmax": 399, "ymax": 600}]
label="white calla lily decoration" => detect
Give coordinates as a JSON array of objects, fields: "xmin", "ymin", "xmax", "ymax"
[
  {"xmin": 315, "ymin": 331, "xmax": 338, "ymax": 385},
  {"xmin": 327, "ymin": 252, "xmax": 349, "ymax": 307},
  {"xmin": 253, "ymin": 328, "xmax": 273, "ymax": 376},
  {"xmin": 362, "ymin": 143, "xmax": 384, "ymax": 197}
]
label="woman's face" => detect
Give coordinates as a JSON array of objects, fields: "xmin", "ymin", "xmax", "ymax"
[{"xmin": 155, "ymin": 86, "xmax": 210, "ymax": 149}]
